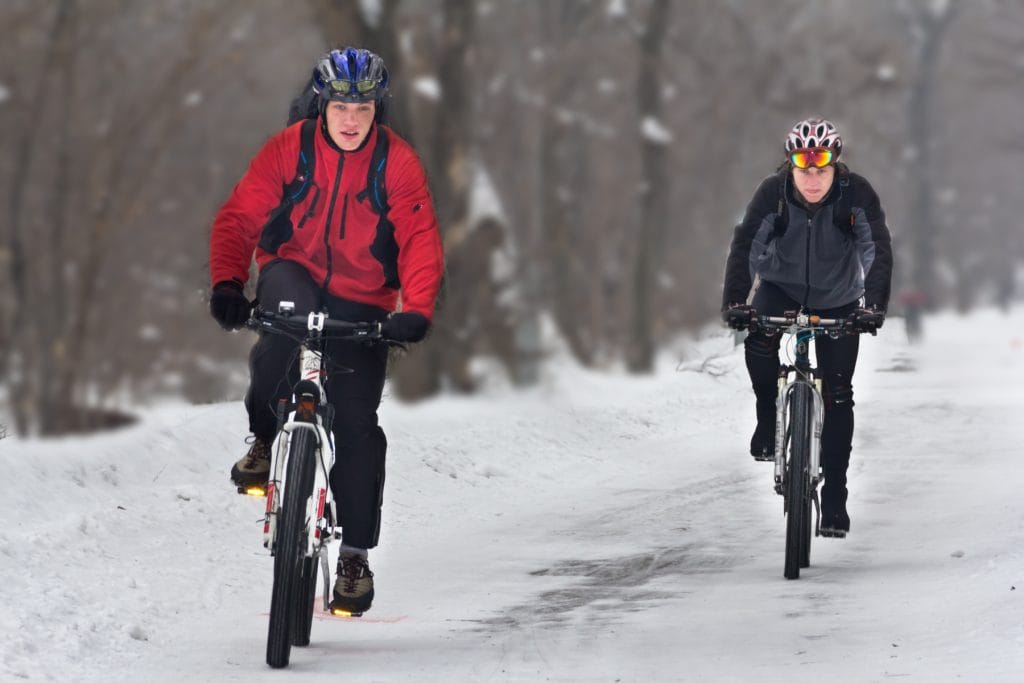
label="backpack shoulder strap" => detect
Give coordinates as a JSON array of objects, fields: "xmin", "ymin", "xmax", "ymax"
[
  {"xmin": 283, "ymin": 118, "xmax": 317, "ymax": 202},
  {"xmin": 832, "ymin": 175, "xmax": 853, "ymax": 234},
  {"xmin": 357, "ymin": 126, "xmax": 390, "ymax": 214},
  {"xmin": 772, "ymin": 170, "xmax": 789, "ymax": 239}
]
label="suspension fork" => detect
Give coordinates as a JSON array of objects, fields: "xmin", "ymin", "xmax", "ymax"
[{"xmin": 773, "ymin": 375, "xmax": 825, "ymax": 492}]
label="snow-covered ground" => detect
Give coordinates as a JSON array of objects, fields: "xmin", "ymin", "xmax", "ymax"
[{"xmin": 2, "ymin": 308, "xmax": 1023, "ymax": 681}]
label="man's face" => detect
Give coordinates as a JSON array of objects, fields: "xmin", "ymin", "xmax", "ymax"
[
  {"xmin": 792, "ymin": 164, "xmax": 835, "ymax": 204},
  {"xmin": 324, "ymin": 101, "xmax": 376, "ymax": 151}
]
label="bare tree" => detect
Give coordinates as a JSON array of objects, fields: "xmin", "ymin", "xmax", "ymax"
[{"xmin": 1, "ymin": 0, "xmax": 318, "ymax": 434}]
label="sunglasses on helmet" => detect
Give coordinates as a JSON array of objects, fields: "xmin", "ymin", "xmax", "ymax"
[
  {"xmin": 789, "ymin": 147, "xmax": 834, "ymax": 169},
  {"xmin": 328, "ymin": 78, "xmax": 378, "ymax": 95}
]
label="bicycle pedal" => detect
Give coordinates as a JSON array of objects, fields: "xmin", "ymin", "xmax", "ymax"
[
  {"xmin": 819, "ymin": 528, "xmax": 847, "ymax": 539},
  {"xmin": 236, "ymin": 483, "xmax": 268, "ymax": 497}
]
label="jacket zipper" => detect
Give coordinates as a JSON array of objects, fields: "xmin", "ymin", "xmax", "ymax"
[
  {"xmin": 803, "ymin": 215, "xmax": 812, "ymax": 308},
  {"xmin": 338, "ymin": 194, "xmax": 349, "ymax": 241},
  {"xmin": 321, "ymin": 154, "xmax": 345, "ymax": 292}
]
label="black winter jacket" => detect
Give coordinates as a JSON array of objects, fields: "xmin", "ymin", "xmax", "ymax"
[{"xmin": 722, "ymin": 169, "xmax": 892, "ymax": 311}]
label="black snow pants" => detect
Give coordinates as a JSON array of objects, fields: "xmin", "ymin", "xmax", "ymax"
[{"xmin": 245, "ymin": 259, "xmax": 390, "ymax": 549}]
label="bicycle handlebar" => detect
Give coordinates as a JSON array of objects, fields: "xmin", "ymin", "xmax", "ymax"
[
  {"xmin": 751, "ymin": 311, "xmax": 864, "ymax": 335},
  {"xmin": 245, "ymin": 308, "xmax": 383, "ymax": 342}
]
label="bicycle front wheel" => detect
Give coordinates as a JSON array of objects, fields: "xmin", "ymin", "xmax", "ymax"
[
  {"xmin": 784, "ymin": 383, "xmax": 813, "ymax": 580},
  {"xmin": 266, "ymin": 429, "xmax": 317, "ymax": 668},
  {"xmin": 292, "ymin": 556, "xmax": 318, "ymax": 647}
]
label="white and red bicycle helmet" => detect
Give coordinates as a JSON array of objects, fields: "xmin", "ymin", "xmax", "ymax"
[{"xmin": 785, "ymin": 117, "xmax": 843, "ymax": 158}]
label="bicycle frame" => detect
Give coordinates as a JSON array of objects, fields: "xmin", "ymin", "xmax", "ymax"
[{"xmin": 772, "ymin": 327, "xmax": 825, "ymax": 498}]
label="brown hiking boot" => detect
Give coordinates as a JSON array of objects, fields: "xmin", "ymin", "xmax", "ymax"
[
  {"xmin": 230, "ymin": 437, "xmax": 271, "ymax": 488},
  {"xmin": 330, "ymin": 553, "xmax": 374, "ymax": 615}
]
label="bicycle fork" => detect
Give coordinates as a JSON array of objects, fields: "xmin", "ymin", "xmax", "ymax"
[{"xmin": 773, "ymin": 373, "xmax": 826, "ymax": 532}]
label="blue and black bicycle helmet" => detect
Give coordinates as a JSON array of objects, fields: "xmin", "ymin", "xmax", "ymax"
[{"xmin": 313, "ymin": 47, "xmax": 390, "ymax": 122}]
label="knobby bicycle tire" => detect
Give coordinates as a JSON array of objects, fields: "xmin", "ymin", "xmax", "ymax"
[
  {"xmin": 798, "ymin": 385, "xmax": 814, "ymax": 569},
  {"xmin": 784, "ymin": 383, "xmax": 813, "ymax": 580},
  {"xmin": 266, "ymin": 429, "xmax": 317, "ymax": 668},
  {"xmin": 292, "ymin": 555, "xmax": 318, "ymax": 646}
]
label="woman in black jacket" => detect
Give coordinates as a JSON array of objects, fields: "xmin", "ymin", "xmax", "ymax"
[{"xmin": 721, "ymin": 118, "xmax": 893, "ymax": 537}]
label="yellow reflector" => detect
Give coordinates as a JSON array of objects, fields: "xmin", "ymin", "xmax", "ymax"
[
  {"xmin": 331, "ymin": 609, "xmax": 354, "ymax": 617},
  {"xmin": 245, "ymin": 487, "xmax": 267, "ymax": 497}
]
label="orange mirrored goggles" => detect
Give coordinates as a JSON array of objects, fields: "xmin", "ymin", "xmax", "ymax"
[{"xmin": 789, "ymin": 147, "xmax": 834, "ymax": 169}]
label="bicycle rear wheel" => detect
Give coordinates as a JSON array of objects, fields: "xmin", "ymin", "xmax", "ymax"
[
  {"xmin": 784, "ymin": 383, "xmax": 813, "ymax": 580},
  {"xmin": 266, "ymin": 429, "xmax": 317, "ymax": 668}
]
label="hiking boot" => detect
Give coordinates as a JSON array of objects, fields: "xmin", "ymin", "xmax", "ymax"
[
  {"xmin": 230, "ymin": 437, "xmax": 271, "ymax": 488},
  {"xmin": 330, "ymin": 553, "xmax": 374, "ymax": 615},
  {"xmin": 820, "ymin": 485, "xmax": 850, "ymax": 538}
]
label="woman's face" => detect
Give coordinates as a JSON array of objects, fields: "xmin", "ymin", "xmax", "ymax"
[{"xmin": 792, "ymin": 164, "xmax": 835, "ymax": 204}]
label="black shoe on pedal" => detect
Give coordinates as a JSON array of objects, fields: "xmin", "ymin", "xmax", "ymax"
[
  {"xmin": 749, "ymin": 420, "xmax": 775, "ymax": 461},
  {"xmin": 330, "ymin": 553, "xmax": 374, "ymax": 616},
  {"xmin": 820, "ymin": 485, "xmax": 850, "ymax": 538},
  {"xmin": 231, "ymin": 437, "xmax": 271, "ymax": 490},
  {"xmin": 819, "ymin": 517, "xmax": 849, "ymax": 538}
]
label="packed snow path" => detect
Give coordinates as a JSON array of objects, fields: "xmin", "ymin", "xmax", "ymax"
[{"xmin": 3, "ymin": 309, "xmax": 1022, "ymax": 681}]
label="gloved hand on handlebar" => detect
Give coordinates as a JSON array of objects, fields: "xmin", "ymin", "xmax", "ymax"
[
  {"xmin": 722, "ymin": 303, "xmax": 755, "ymax": 331},
  {"xmin": 209, "ymin": 281, "xmax": 252, "ymax": 331},
  {"xmin": 381, "ymin": 311, "xmax": 431, "ymax": 343},
  {"xmin": 850, "ymin": 305, "xmax": 885, "ymax": 334}
]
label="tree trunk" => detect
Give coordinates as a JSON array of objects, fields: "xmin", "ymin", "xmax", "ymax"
[
  {"xmin": 626, "ymin": 0, "xmax": 671, "ymax": 373},
  {"xmin": 907, "ymin": 2, "xmax": 958, "ymax": 306},
  {"xmin": 7, "ymin": 1, "xmax": 72, "ymax": 436},
  {"xmin": 392, "ymin": 0, "xmax": 475, "ymax": 400}
]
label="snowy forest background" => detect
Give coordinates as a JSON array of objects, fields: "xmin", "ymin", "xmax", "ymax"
[{"xmin": 2, "ymin": 0, "xmax": 1023, "ymax": 437}]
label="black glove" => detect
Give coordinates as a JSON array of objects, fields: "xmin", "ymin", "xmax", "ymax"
[
  {"xmin": 209, "ymin": 281, "xmax": 252, "ymax": 331},
  {"xmin": 723, "ymin": 303, "xmax": 755, "ymax": 331},
  {"xmin": 851, "ymin": 306, "xmax": 885, "ymax": 334},
  {"xmin": 381, "ymin": 311, "xmax": 431, "ymax": 343}
]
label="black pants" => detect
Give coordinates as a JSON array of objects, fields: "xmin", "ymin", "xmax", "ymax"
[
  {"xmin": 744, "ymin": 282, "xmax": 859, "ymax": 492},
  {"xmin": 246, "ymin": 259, "xmax": 390, "ymax": 549}
]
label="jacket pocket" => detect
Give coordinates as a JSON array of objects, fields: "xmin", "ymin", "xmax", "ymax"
[{"xmin": 257, "ymin": 203, "xmax": 294, "ymax": 254}]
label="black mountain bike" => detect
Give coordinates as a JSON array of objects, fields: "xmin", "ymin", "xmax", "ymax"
[
  {"xmin": 750, "ymin": 311, "xmax": 862, "ymax": 580},
  {"xmin": 244, "ymin": 304, "xmax": 383, "ymax": 668}
]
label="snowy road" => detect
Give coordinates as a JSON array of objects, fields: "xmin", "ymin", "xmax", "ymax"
[{"xmin": 3, "ymin": 309, "xmax": 1023, "ymax": 681}]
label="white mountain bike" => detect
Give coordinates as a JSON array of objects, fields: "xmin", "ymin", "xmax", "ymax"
[{"xmin": 244, "ymin": 302, "xmax": 383, "ymax": 668}]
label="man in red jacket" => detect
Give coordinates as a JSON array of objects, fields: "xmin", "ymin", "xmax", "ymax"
[{"xmin": 208, "ymin": 47, "xmax": 443, "ymax": 615}]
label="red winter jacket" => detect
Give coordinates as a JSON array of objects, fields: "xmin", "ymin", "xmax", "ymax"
[{"xmin": 210, "ymin": 121, "xmax": 444, "ymax": 319}]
